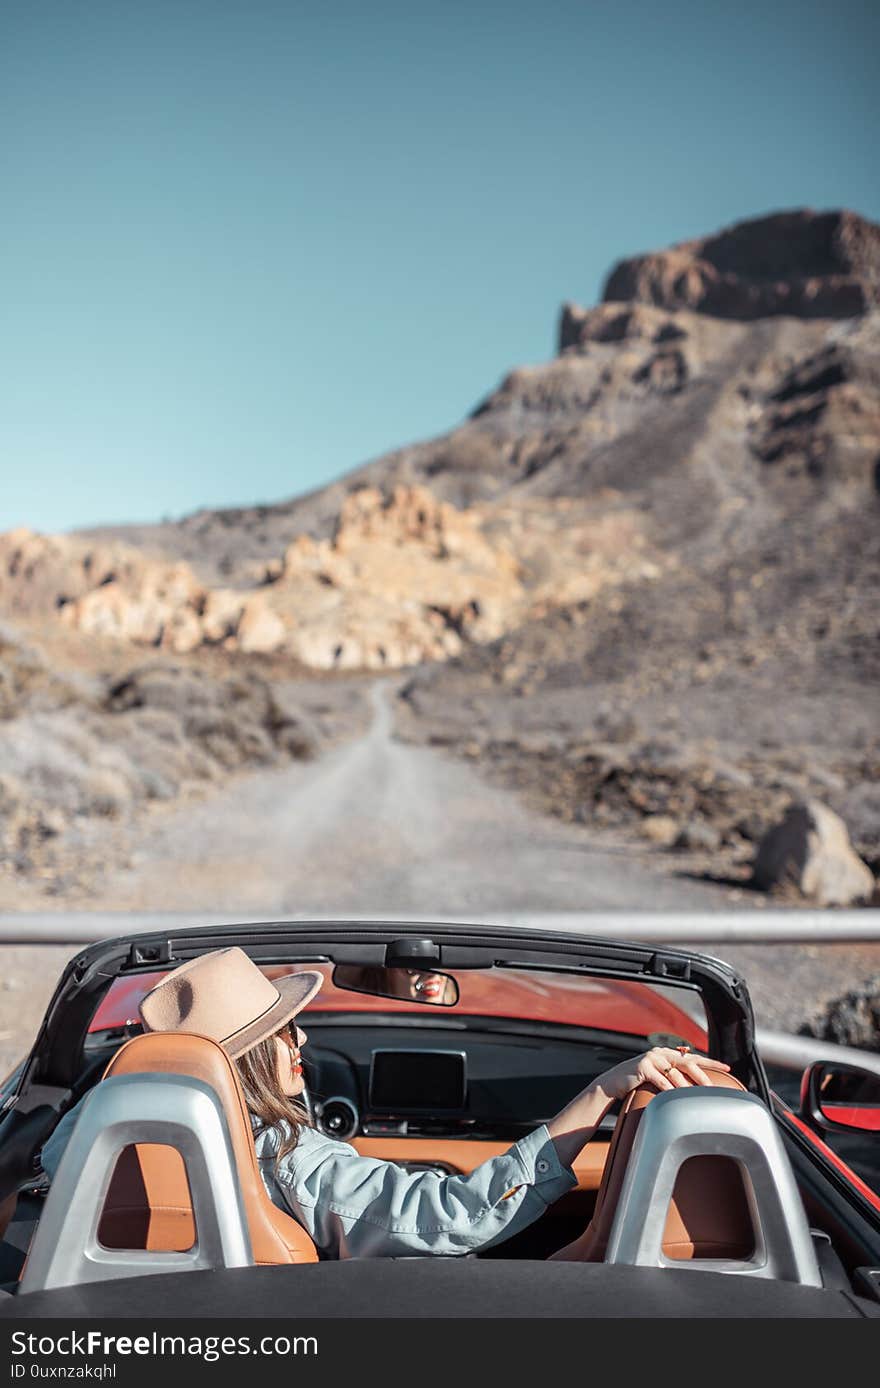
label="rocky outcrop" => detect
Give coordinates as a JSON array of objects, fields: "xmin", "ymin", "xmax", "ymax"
[
  {"xmin": 559, "ymin": 301, "xmax": 693, "ymax": 352},
  {"xmin": 0, "ymin": 496, "xmax": 507, "ymax": 668},
  {"xmin": 602, "ymin": 210, "xmax": 880, "ymax": 320},
  {"xmin": 747, "ymin": 314, "xmax": 880, "ymax": 485},
  {"xmin": 752, "ymin": 800, "xmax": 875, "ymax": 906},
  {"xmin": 271, "ymin": 485, "xmax": 522, "ymax": 667},
  {"xmin": 0, "ymin": 485, "xmax": 666, "ymax": 671},
  {"xmin": 0, "ymin": 530, "xmax": 208, "ymax": 653}
]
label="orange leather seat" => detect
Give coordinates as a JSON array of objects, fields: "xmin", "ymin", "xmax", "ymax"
[
  {"xmin": 551, "ymin": 1071, "xmax": 754, "ymax": 1262},
  {"xmin": 97, "ymin": 1031, "xmax": 318, "ymax": 1265}
]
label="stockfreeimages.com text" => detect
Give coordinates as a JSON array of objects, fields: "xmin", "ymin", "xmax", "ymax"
[{"xmin": 11, "ymin": 1332, "xmax": 316, "ymax": 1363}]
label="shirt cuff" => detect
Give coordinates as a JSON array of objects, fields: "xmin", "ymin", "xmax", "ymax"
[{"xmin": 510, "ymin": 1124, "xmax": 578, "ymax": 1203}]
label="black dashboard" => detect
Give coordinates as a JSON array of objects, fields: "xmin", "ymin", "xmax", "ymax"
[{"xmin": 303, "ymin": 1018, "xmax": 634, "ymax": 1141}]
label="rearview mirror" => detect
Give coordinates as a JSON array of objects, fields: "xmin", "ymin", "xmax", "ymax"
[
  {"xmin": 332, "ymin": 964, "xmax": 459, "ymax": 1006},
  {"xmin": 800, "ymin": 1061, "xmax": 880, "ymax": 1134}
]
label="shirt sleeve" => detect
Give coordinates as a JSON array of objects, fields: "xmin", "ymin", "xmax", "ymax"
[{"xmin": 264, "ymin": 1124, "xmax": 577, "ymax": 1259}]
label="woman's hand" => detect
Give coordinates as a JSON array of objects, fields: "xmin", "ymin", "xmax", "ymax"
[
  {"xmin": 546, "ymin": 1047, "xmax": 732, "ymax": 1165},
  {"xmin": 594, "ymin": 1047, "xmax": 731, "ymax": 1102}
]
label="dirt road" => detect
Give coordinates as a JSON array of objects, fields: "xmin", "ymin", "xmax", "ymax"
[{"xmin": 87, "ymin": 681, "xmax": 732, "ymax": 916}]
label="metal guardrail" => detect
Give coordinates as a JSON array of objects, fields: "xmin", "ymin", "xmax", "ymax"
[
  {"xmin": 755, "ymin": 1030, "xmax": 880, "ymax": 1078},
  {"xmin": 0, "ymin": 909, "xmax": 879, "ymax": 945},
  {"xmin": 500, "ymin": 911, "xmax": 880, "ymax": 945}
]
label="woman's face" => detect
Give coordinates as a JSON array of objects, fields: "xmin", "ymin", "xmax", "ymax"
[{"xmin": 274, "ymin": 1022, "xmax": 308, "ymax": 1097}]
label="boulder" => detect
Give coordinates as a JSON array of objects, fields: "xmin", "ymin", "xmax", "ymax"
[
  {"xmin": 752, "ymin": 799, "xmax": 875, "ymax": 905},
  {"xmin": 640, "ymin": 814, "xmax": 680, "ymax": 848},
  {"xmin": 800, "ymin": 975, "xmax": 880, "ymax": 1049}
]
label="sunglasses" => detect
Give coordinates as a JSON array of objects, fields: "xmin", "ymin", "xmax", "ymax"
[{"xmin": 277, "ymin": 1023, "xmax": 302, "ymax": 1051}]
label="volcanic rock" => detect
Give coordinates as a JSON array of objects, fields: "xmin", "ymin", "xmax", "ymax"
[
  {"xmin": 752, "ymin": 800, "xmax": 875, "ymax": 906},
  {"xmin": 800, "ymin": 975, "xmax": 880, "ymax": 1049}
]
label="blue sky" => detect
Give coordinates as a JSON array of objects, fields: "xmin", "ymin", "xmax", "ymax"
[{"xmin": 2, "ymin": 0, "xmax": 878, "ymax": 533}]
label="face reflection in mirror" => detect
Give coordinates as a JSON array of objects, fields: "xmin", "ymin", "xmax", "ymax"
[
  {"xmin": 381, "ymin": 969, "xmax": 456, "ymax": 1003},
  {"xmin": 406, "ymin": 971, "xmax": 453, "ymax": 1003},
  {"xmin": 333, "ymin": 964, "xmax": 458, "ymax": 1005}
]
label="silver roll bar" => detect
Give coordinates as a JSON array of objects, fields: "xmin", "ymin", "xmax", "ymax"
[
  {"xmin": 606, "ymin": 1087, "xmax": 822, "ymax": 1286},
  {"xmin": 19, "ymin": 1073, "xmax": 253, "ymax": 1293}
]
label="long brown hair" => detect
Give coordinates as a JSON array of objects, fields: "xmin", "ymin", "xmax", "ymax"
[{"xmin": 234, "ymin": 1031, "xmax": 311, "ymax": 1166}]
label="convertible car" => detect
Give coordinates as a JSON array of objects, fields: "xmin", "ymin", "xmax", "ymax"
[{"xmin": 0, "ymin": 918, "xmax": 878, "ymax": 1319}]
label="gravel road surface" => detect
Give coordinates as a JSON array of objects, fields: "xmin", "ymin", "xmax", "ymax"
[{"xmin": 76, "ymin": 682, "xmax": 742, "ymax": 916}]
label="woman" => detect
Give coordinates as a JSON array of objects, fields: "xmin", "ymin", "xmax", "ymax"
[{"xmin": 41, "ymin": 946, "xmax": 731, "ymax": 1259}]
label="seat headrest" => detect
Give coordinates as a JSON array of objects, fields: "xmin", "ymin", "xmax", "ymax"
[{"xmin": 103, "ymin": 1031, "xmax": 246, "ymax": 1110}]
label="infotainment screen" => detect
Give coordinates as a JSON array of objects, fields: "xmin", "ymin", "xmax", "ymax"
[{"xmin": 369, "ymin": 1050, "xmax": 466, "ymax": 1111}]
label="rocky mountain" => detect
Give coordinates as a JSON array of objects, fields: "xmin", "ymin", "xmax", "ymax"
[
  {"xmin": 2, "ymin": 207, "xmax": 878, "ymax": 902},
  {"xmin": 6, "ymin": 218, "xmax": 879, "ymax": 674},
  {"xmin": 402, "ymin": 208, "xmax": 878, "ymax": 895}
]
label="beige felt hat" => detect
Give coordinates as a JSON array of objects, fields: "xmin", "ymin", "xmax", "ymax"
[{"xmin": 138, "ymin": 947, "xmax": 324, "ymax": 1059}]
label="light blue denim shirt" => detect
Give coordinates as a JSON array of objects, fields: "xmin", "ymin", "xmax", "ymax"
[{"xmin": 41, "ymin": 1103, "xmax": 576, "ymax": 1259}]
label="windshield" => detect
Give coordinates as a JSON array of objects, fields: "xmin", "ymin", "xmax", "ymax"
[{"xmin": 89, "ymin": 961, "xmax": 708, "ymax": 1046}]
